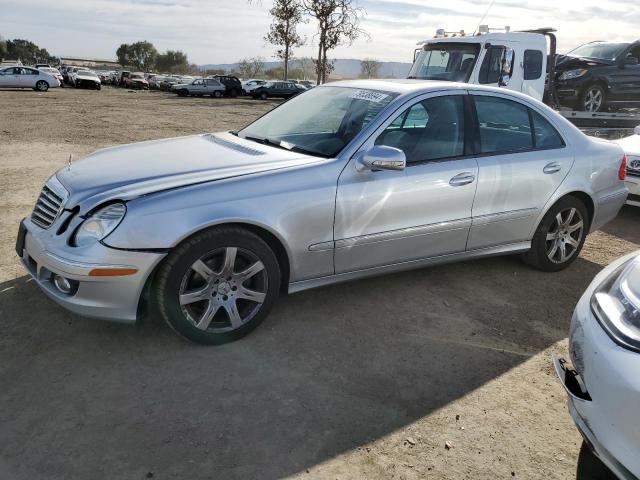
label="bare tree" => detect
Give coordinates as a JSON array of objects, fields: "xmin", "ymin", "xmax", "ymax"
[
  {"xmin": 303, "ymin": 0, "xmax": 367, "ymax": 84},
  {"xmin": 359, "ymin": 58, "xmax": 380, "ymax": 78},
  {"xmin": 265, "ymin": 0, "xmax": 305, "ymax": 80},
  {"xmin": 238, "ymin": 57, "xmax": 265, "ymax": 79}
]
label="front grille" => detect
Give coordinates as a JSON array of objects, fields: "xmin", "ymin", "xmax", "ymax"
[
  {"xmin": 31, "ymin": 178, "xmax": 68, "ymax": 229},
  {"xmin": 627, "ymin": 156, "xmax": 640, "ymax": 177}
]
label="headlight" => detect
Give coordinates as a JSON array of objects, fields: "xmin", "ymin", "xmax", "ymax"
[
  {"xmin": 559, "ymin": 69, "xmax": 588, "ymax": 81},
  {"xmin": 73, "ymin": 203, "xmax": 126, "ymax": 247},
  {"xmin": 591, "ymin": 256, "xmax": 640, "ymax": 352}
]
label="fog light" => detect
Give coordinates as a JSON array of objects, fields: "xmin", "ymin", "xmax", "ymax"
[{"xmin": 53, "ymin": 275, "xmax": 72, "ymax": 294}]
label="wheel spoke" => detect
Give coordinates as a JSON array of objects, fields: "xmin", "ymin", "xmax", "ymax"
[
  {"xmin": 191, "ymin": 259, "xmax": 214, "ymax": 282},
  {"xmin": 565, "ymin": 208, "xmax": 576, "ymax": 226},
  {"xmin": 196, "ymin": 301, "xmax": 220, "ymax": 330},
  {"xmin": 237, "ymin": 286, "xmax": 266, "ymax": 304},
  {"xmin": 548, "ymin": 241, "xmax": 559, "ymax": 260},
  {"xmin": 566, "ymin": 236, "xmax": 579, "ymax": 248},
  {"xmin": 224, "ymin": 301, "xmax": 243, "ymax": 328},
  {"xmin": 559, "ymin": 242, "xmax": 568, "ymax": 262},
  {"xmin": 555, "ymin": 212, "xmax": 563, "ymax": 228},
  {"xmin": 235, "ymin": 261, "xmax": 265, "ymax": 283},
  {"xmin": 568, "ymin": 220, "xmax": 583, "ymax": 233},
  {"xmin": 180, "ymin": 285, "xmax": 210, "ymax": 305},
  {"xmin": 546, "ymin": 232, "xmax": 556, "ymax": 242},
  {"xmin": 220, "ymin": 247, "xmax": 237, "ymax": 276}
]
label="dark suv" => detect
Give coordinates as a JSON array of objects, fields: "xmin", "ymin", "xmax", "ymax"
[
  {"xmin": 555, "ymin": 40, "xmax": 640, "ymax": 112},
  {"xmin": 211, "ymin": 75, "xmax": 242, "ymax": 97}
]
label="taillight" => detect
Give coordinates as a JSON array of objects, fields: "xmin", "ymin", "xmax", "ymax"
[{"xmin": 619, "ymin": 155, "xmax": 627, "ymax": 181}]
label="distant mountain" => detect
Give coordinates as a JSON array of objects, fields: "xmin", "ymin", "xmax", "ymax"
[{"xmin": 199, "ymin": 58, "xmax": 412, "ymax": 79}]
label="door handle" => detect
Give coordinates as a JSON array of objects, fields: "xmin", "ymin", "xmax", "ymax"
[
  {"xmin": 449, "ymin": 172, "xmax": 476, "ymax": 187},
  {"xmin": 543, "ymin": 162, "xmax": 562, "ymax": 174}
]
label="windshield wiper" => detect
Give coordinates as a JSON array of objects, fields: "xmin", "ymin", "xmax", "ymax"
[{"xmin": 242, "ymin": 135, "xmax": 330, "ymax": 158}]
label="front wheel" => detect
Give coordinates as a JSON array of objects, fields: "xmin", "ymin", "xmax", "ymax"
[
  {"xmin": 522, "ymin": 196, "xmax": 589, "ymax": 272},
  {"xmin": 213, "ymin": 90, "xmax": 222, "ymax": 98},
  {"xmin": 260, "ymin": 91, "xmax": 268, "ymax": 100},
  {"xmin": 581, "ymin": 84, "xmax": 607, "ymax": 112},
  {"xmin": 35, "ymin": 80, "xmax": 49, "ymax": 92},
  {"xmin": 177, "ymin": 89, "xmax": 188, "ymax": 97},
  {"xmin": 155, "ymin": 227, "xmax": 281, "ymax": 344}
]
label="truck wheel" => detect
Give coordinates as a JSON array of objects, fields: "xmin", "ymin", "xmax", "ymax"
[{"xmin": 581, "ymin": 85, "xmax": 607, "ymax": 112}]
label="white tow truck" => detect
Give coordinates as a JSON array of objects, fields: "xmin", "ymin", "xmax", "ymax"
[{"xmin": 408, "ymin": 26, "xmax": 640, "ymax": 138}]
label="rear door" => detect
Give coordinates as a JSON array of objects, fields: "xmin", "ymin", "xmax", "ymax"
[
  {"xmin": 617, "ymin": 44, "xmax": 640, "ymax": 105},
  {"xmin": 334, "ymin": 91, "xmax": 479, "ymax": 273},
  {"xmin": 467, "ymin": 92, "xmax": 574, "ymax": 250}
]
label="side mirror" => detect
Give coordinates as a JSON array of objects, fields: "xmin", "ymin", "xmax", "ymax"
[
  {"xmin": 499, "ymin": 47, "xmax": 515, "ymax": 87},
  {"xmin": 356, "ymin": 145, "xmax": 406, "ymax": 172}
]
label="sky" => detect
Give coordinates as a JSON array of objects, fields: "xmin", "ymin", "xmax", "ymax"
[{"xmin": 0, "ymin": 0, "xmax": 638, "ymax": 65}]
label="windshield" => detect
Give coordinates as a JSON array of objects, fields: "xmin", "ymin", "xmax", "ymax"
[
  {"xmin": 408, "ymin": 43, "xmax": 480, "ymax": 82},
  {"xmin": 568, "ymin": 42, "xmax": 629, "ymax": 61},
  {"xmin": 239, "ymin": 86, "xmax": 398, "ymax": 158}
]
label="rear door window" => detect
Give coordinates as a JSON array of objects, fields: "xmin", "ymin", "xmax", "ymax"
[{"xmin": 531, "ymin": 110, "xmax": 565, "ymax": 149}]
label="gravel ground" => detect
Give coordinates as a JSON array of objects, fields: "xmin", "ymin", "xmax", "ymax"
[{"xmin": 1, "ymin": 86, "xmax": 638, "ymax": 480}]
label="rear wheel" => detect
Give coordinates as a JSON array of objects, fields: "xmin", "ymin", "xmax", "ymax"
[
  {"xmin": 177, "ymin": 89, "xmax": 188, "ymax": 97},
  {"xmin": 581, "ymin": 84, "xmax": 607, "ymax": 112},
  {"xmin": 155, "ymin": 226, "xmax": 281, "ymax": 344},
  {"xmin": 35, "ymin": 80, "xmax": 49, "ymax": 92},
  {"xmin": 522, "ymin": 196, "xmax": 589, "ymax": 272},
  {"xmin": 260, "ymin": 91, "xmax": 268, "ymax": 100}
]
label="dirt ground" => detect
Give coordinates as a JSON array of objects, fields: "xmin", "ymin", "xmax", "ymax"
[{"xmin": 1, "ymin": 87, "xmax": 638, "ymax": 480}]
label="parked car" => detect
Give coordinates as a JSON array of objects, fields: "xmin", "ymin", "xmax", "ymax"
[
  {"xmin": 251, "ymin": 81, "xmax": 305, "ymax": 100},
  {"xmin": 554, "ymin": 249, "xmax": 640, "ymax": 479},
  {"xmin": 124, "ymin": 72, "xmax": 149, "ymax": 89},
  {"xmin": 159, "ymin": 77, "xmax": 180, "ymax": 91},
  {"xmin": 241, "ymin": 79, "xmax": 266, "ymax": 94},
  {"xmin": 16, "ymin": 80, "xmax": 628, "ymax": 344},
  {"xmin": 210, "ymin": 75, "xmax": 242, "ymax": 97},
  {"xmin": 0, "ymin": 66, "xmax": 59, "ymax": 91},
  {"xmin": 38, "ymin": 67, "xmax": 64, "ymax": 87},
  {"xmin": 615, "ymin": 126, "xmax": 640, "ymax": 207},
  {"xmin": 173, "ymin": 78, "xmax": 226, "ymax": 97},
  {"xmin": 72, "ymin": 69, "xmax": 101, "ymax": 90},
  {"xmin": 555, "ymin": 40, "xmax": 640, "ymax": 112},
  {"xmin": 148, "ymin": 75, "xmax": 165, "ymax": 89}
]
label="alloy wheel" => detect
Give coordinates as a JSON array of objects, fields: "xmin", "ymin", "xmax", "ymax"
[
  {"xmin": 545, "ymin": 208, "xmax": 584, "ymax": 264},
  {"xmin": 584, "ymin": 88, "xmax": 603, "ymax": 112},
  {"xmin": 178, "ymin": 247, "xmax": 268, "ymax": 333}
]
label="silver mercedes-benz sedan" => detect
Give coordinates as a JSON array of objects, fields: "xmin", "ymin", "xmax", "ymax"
[{"xmin": 17, "ymin": 80, "xmax": 629, "ymax": 344}]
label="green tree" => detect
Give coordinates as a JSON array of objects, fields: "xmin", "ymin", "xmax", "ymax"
[
  {"xmin": 155, "ymin": 50, "xmax": 189, "ymax": 73},
  {"xmin": 359, "ymin": 58, "xmax": 379, "ymax": 78},
  {"xmin": 0, "ymin": 35, "xmax": 7, "ymax": 60},
  {"xmin": 6, "ymin": 38, "xmax": 56, "ymax": 64},
  {"xmin": 116, "ymin": 41, "xmax": 157, "ymax": 71},
  {"xmin": 265, "ymin": 0, "xmax": 305, "ymax": 80}
]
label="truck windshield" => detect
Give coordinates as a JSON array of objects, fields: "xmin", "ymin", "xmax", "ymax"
[
  {"xmin": 567, "ymin": 43, "xmax": 629, "ymax": 61},
  {"xmin": 408, "ymin": 43, "xmax": 480, "ymax": 82}
]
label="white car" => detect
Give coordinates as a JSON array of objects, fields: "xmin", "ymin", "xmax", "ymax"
[
  {"xmin": 38, "ymin": 67, "xmax": 64, "ymax": 87},
  {"xmin": 615, "ymin": 126, "xmax": 640, "ymax": 207},
  {"xmin": 554, "ymin": 250, "xmax": 640, "ymax": 479},
  {"xmin": 70, "ymin": 69, "xmax": 101, "ymax": 90},
  {"xmin": 0, "ymin": 66, "xmax": 60, "ymax": 91},
  {"xmin": 241, "ymin": 79, "xmax": 266, "ymax": 94}
]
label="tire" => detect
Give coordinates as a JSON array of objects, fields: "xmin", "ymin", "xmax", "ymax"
[
  {"xmin": 260, "ymin": 91, "xmax": 268, "ymax": 100},
  {"xmin": 177, "ymin": 89, "xmax": 188, "ymax": 97},
  {"xmin": 35, "ymin": 80, "xmax": 49, "ymax": 92},
  {"xmin": 155, "ymin": 226, "xmax": 281, "ymax": 345},
  {"xmin": 230, "ymin": 88, "xmax": 238, "ymax": 98},
  {"xmin": 522, "ymin": 196, "xmax": 589, "ymax": 272},
  {"xmin": 581, "ymin": 84, "xmax": 607, "ymax": 112},
  {"xmin": 213, "ymin": 90, "xmax": 222, "ymax": 98}
]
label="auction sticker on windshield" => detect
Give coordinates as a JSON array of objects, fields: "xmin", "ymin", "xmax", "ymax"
[{"xmin": 350, "ymin": 90, "xmax": 390, "ymax": 102}]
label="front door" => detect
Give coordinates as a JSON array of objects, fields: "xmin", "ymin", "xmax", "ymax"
[
  {"xmin": 467, "ymin": 91, "xmax": 574, "ymax": 250},
  {"xmin": 334, "ymin": 92, "xmax": 479, "ymax": 274}
]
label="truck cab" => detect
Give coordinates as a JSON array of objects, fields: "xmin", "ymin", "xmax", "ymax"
[{"xmin": 408, "ymin": 27, "xmax": 549, "ymax": 102}]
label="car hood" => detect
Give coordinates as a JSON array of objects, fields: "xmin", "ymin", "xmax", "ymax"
[
  {"xmin": 555, "ymin": 55, "xmax": 612, "ymax": 71},
  {"xmin": 56, "ymin": 132, "xmax": 325, "ymax": 209},
  {"xmin": 76, "ymin": 74, "xmax": 100, "ymax": 81}
]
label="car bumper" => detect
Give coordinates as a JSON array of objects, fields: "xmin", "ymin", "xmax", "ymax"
[
  {"xmin": 625, "ymin": 174, "xmax": 640, "ymax": 207},
  {"xmin": 18, "ymin": 217, "xmax": 166, "ymax": 323},
  {"xmin": 554, "ymin": 253, "xmax": 640, "ymax": 478}
]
